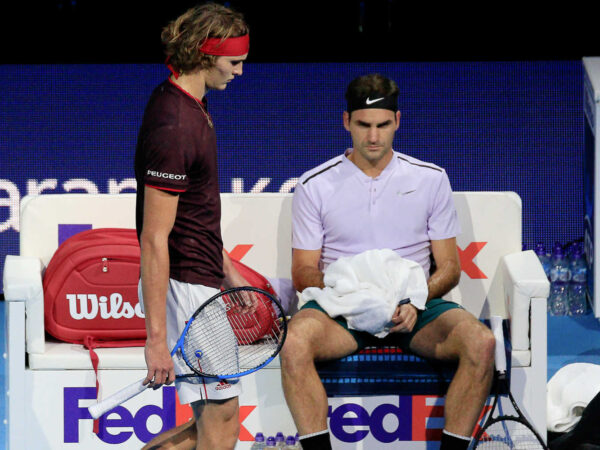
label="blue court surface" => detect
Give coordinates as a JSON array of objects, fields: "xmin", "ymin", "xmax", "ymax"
[{"xmin": 548, "ymin": 310, "xmax": 600, "ymax": 380}]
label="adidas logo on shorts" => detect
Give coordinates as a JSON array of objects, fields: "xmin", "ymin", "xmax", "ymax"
[{"xmin": 215, "ymin": 380, "xmax": 232, "ymax": 390}]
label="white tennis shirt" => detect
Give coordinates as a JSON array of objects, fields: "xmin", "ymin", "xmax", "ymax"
[{"xmin": 292, "ymin": 149, "xmax": 461, "ymax": 278}]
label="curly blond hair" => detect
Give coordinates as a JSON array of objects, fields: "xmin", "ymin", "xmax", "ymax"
[{"xmin": 162, "ymin": 3, "xmax": 249, "ymax": 74}]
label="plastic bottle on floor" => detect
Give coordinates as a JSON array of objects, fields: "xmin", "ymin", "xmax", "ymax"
[
  {"xmin": 570, "ymin": 244, "xmax": 587, "ymax": 284},
  {"xmin": 549, "ymin": 281, "xmax": 568, "ymax": 316},
  {"xmin": 283, "ymin": 435, "xmax": 301, "ymax": 449},
  {"xmin": 250, "ymin": 432, "xmax": 266, "ymax": 450},
  {"xmin": 550, "ymin": 242, "xmax": 571, "ymax": 284},
  {"xmin": 264, "ymin": 436, "xmax": 277, "ymax": 450},
  {"xmin": 568, "ymin": 281, "xmax": 587, "ymax": 316},
  {"xmin": 275, "ymin": 432, "xmax": 285, "ymax": 447},
  {"xmin": 534, "ymin": 242, "xmax": 551, "ymax": 280},
  {"xmin": 549, "ymin": 243, "xmax": 570, "ymax": 316},
  {"xmin": 567, "ymin": 245, "xmax": 588, "ymax": 316}
]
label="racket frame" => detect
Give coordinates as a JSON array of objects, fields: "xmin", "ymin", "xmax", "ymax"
[
  {"xmin": 88, "ymin": 286, "xmax": 287, "ymax": 419},
  {"xmin": 472, "ymin": 317, "xmax": 547, "ymax": 449},
  {"xmin": 174, "ymin": 286, "xmax": 287, "ymax": 379}
]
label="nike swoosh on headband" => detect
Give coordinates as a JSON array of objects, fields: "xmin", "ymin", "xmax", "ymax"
[{"xmin": 365, "ymin": 97, "xmax": 384, "ymax": 105}]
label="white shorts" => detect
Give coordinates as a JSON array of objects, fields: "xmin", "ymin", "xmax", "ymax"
[{"xmin": 138, "ymin": 278, "xmax": 242, "ymax": 404}]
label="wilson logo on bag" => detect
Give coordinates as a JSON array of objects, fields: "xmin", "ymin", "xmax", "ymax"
[
  {"xmin": 43, "ymin": 228, "xmax": 146, "ymax": 343},
  {"xmin": 65, "ymin": 293, "xmax": 144, "ymax": 321}
]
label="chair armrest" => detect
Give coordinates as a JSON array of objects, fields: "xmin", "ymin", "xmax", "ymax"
[
  {"xmin": 3, "ymin": 255, "xmax": 45, "ymax": 353},
  {"xmin": 501, "ymin": 250, "xmax": 550, "ymax": 352}
]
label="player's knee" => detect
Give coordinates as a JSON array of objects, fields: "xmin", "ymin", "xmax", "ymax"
[
  {"xmin": 460, "ymin": 322, "xmax": 495, "ymax": 370},
  {"xmin": 472, "ymin": 325, "xmax": 496, "ymax": 370},
  {"xmin": 194, "ymin": 399, "xmax": 240, "ymax": 447},
  {"xmin": 280, "ymin": 323, "xmax": 315, "ymax": 369}
]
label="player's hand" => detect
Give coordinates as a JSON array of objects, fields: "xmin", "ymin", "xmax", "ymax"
[
  {"xmin": 143, "ymin": 338, "xmax": 175, "ymax": 389},
  {"xmin": 226, "ymin": 288, "xmax": 258, "ymax": 315},
  {"xmin": 389, "ymin": 303, "xmax": 418, "ymax": 334}
]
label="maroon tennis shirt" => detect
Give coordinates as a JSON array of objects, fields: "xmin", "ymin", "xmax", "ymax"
[{"xmin": 135, "ymin": 78, "xmax": 224, "ymax": 288}]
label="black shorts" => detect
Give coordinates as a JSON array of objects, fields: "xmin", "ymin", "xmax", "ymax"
[{"xmin": 301, "ymin": 298, "xmax": 463, "ymax": 351}]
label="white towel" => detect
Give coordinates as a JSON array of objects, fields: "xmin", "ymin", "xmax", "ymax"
[
  {"xmin": 300, "ymin": 249, "xmax": 428, "ymax": 338},
  {"xmin": 547, "ymin": 363, "xmax": 600, "ymax": 433}
]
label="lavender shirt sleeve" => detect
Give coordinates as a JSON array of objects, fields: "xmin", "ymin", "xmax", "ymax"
[
  {"xmin": 292, "ymin": 181, "xmax": 324, "ymax": 250},
  {"xmin": 427, "ymin": 170, "xmax": 461, "ymax": 240}
]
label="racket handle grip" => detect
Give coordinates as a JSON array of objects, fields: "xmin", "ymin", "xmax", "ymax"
[
  {"xmin": 88, "ymin": 378, "xmax": 148, "ymax": 419},
  {"xmin": 490, "ymin": 315, "xmax": 507, "ymax": 374}
]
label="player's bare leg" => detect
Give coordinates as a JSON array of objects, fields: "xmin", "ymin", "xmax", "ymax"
[
  {"xmin": 192, "ymin": 397, "xmax": 240, "ymax": 450},
  {"xmin": 140, "ymin": 397, "xmax": 239, "ymax": 450},
  {"xmin": 141, "ymin": 419, "xmax": 196, "ymax": 449},
  {"xmin": 280, "ymin": 309, "xmax": 358, "ymax": 435},
  {"xmin": 409, "ymin": 308, "xmax": 495, "ymax": 436}
]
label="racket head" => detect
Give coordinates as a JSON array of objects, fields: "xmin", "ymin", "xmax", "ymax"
[
  {"xmin": 473, "ymin": 416, "xmax": 547, "ymax": 449},
  {"xmin": 473, "ymin": 377, "xmax": 547, "ymax": 450},
  {"xmin": 473, "ymin": 318, "xmax": 547, "ymax": 449},
  {"xmin": 175, "ymin": 286, "xmax": 287, "ymax": 379}
]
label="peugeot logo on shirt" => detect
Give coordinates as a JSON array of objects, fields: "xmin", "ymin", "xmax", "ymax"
[{"xmin": 147, "ymin": 170, "xmax": 187, "ymax": 181}]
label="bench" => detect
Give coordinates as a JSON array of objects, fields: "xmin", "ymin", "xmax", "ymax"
[{"xmin": 3, "ymin": 192, "xmax": 548, "ymax": 449}]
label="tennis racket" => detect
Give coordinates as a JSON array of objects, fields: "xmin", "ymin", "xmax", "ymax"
[
  {"xmin": 472, "ymin": 316, "xmax": 547, "ymax": 449},
  {"xmin": 89, "ymin": 286, "xmax": 287, "ymax": 419}
]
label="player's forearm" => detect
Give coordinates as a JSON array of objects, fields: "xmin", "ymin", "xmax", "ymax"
[
  {"xmin": 427, "ymin": 259, "xmax": 461, "ymax": 301},
  {"xmin": 140, "ymin": 234, "xmax": 170, "ymax": 342},
  {"xmin": 221, "ymin": 250, "xmax": 248, "ymax": 289},
  {"xmin": 292, "ymin": 265, "xmax": 325, "ymax": 292}
]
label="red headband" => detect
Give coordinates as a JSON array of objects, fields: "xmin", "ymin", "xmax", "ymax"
[{"xmin": 198, "ymin": 34, "xmax": 249, "ymax": 56}]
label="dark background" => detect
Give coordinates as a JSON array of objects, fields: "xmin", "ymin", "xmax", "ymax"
[{"xmin": 2, "ymin": 0, "xmax": 596, "ymax": 64}]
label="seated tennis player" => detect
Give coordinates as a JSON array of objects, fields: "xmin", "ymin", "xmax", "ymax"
[{"xmin": 280, "ymin": 73, "xmax": 496, "ymax": 450}]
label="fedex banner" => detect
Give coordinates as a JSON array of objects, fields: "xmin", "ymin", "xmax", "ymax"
[
  {"xmin": 63, "ymin": 386, "xmax": 450, "ymax": 448},
  {"xmin": 18, "ymin": 368, "xmax": 469, "ymax": 449}
]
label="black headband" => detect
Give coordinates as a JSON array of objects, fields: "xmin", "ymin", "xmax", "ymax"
[{"xmin": 347, "ymin": 94, "xmax": 398, "ymax": 113}]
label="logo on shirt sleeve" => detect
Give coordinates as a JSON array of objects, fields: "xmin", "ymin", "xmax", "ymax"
[{"xmin": 146, "ymin": 170, "xmax": 187, "ymax": 181}]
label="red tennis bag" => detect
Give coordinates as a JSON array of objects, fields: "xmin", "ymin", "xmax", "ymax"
[
  {"xmin": 43, "ymin": 227, "xmax": 279, "ymax": 347},
  {"xmin": 43, "ymin": 227, "xmax": 146, "ymax": 348}
]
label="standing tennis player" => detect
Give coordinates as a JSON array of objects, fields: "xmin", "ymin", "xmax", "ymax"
[
  {"xmin": 134, "ymin": 4, "xmax": 250, "ymax": 449},
  {"xmin": 281, "ymin": 73, "xmax": 496, "ymax": 450}
]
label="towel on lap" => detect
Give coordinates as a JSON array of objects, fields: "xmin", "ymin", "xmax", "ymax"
[{"xmin": 300, "ymin": 249, "xmax": 428, "ymax": 338}]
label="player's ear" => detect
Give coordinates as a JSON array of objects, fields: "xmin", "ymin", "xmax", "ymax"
[
  {"xmin": 343, "ymin": 111, "xmax": 350, "ymax": 131},
  {"xmin": 395, "ymin": 111, "xmax": 401, "ymax": 129}
]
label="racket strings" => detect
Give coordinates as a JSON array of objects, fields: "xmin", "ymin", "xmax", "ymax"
[
  {"xmin": 225, "ymin": 290, "xmax": 285, "ymax": 344},
  {"xmin": 182, "ymin": 289, "xmax": 286, "ymax": 377},
  {"xmin": 183, "ymin": 300, "xmax": 240, "ymax": 376},
  {"xmin": 476, "ymin": 420, "xmax": 545, "ymax": 449}
]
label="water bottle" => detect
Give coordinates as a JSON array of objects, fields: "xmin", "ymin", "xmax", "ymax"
[
  {"xmin": 283, "ymin": 435, "xmax": 300, "ymax": 449},
  {"xmin": 568, "ymin": 281, "xmax": 587, "ymax": 316},
  {"xmin": 534, "ymin": 242, "xmax": 551, "ymax": 279},
  {"xmin": 548, "ymin": 243, "xmax": 570, "ymax": 316},
  {"xmin": 570, "ymin": 246, "xmax": 587, "ymax": 283},
  {"xmin": 250, "ymin": 432, "xmax": 266, "ymax": 450},
  {"xmin": 265, "ymin": 436, "xmax": 277, "ymax": 450},
  {"xmin": 550, "ymin": 243, "xmax": 571, "ymax": 283},
  {"xmin": 275, "ymin": 432, "xmax": 285, "ymax": 448},
  {"xmin": 549, "ymin": 281, "xmax": 568, "ymax": 316}
]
